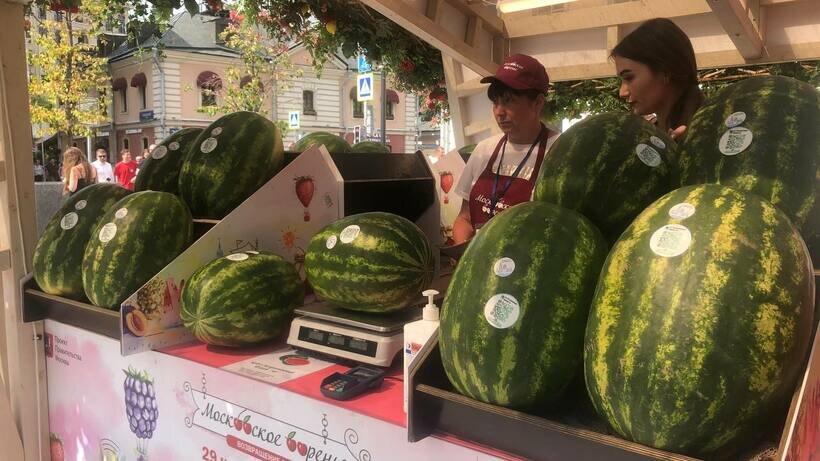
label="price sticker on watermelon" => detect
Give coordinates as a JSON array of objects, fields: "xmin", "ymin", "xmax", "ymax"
[{"xmin": 484, "ymin": 293, "xmax": 520, "ymax": 329}]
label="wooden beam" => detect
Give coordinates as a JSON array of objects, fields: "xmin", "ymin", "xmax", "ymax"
[
  {"xmin": 504, "ymin": 0, "xmax": 711, "ymax": 38},
  {"xmin": 442, "ymin": 55, "xmax": 467, "ymax": 147},
  {"xmin": 444, "ymin": 0, "xmax": 505, "ymax": 37},
  {"xmin": 360, "ymin": 0, "xmax": 498, "ymax": 76},
  {"xmin": 708, "ymin": 0, "xmax": 765, "ymax": 60},
  {"xmin": 456, "ymin": 77, "xmax": 485, "ymax": 97},
  {"xmin": 465, "ymin": 16, "xmax": 480, "ymax": 47},
  {"xmin": 605, "ymin": 25, "xmax": 621, "ymax": 52},
  {"xmin": 492, "ymin": 36, "xmax": 509, "ymax": 65},
  {"xmin": 425, "ymin": 0, "xmax": 442, "ymax": 21}
]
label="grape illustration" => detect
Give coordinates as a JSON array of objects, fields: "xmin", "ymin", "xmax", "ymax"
[{"xmin": 124, "ymin": 367, "xmax": 158, "ymax": 458}]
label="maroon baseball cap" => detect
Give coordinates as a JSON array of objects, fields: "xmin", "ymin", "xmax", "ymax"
[{"xmin": 481, "ymin": 54, "xmax": 549, "ymax": 93}]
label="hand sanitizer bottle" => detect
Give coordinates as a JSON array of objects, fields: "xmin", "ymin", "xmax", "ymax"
[{"xmin": 403, "ymin": 289, "xmax": 440, "ymax": 413}]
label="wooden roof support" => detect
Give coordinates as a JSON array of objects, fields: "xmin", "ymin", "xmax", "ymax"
[
  {"xmin": 709, "ymin": 0, "xmax": 765, "ymax": 60},
  {"xmin": 443, "ymin": 0, "xmax": 506, "ymax": 37}
]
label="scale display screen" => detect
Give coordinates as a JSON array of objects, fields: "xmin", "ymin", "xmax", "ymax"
[{"xmin": 298, "ymin": 326, "xmax": 378, "ymax": 357}]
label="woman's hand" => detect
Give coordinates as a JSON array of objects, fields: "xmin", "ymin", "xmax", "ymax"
[{"xmin": 668, "ymin": 125, "xmax": 687, "ymax": 140}]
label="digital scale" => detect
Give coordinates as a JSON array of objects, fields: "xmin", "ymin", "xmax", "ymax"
[{"xmin": 287, "ymin": 276, "xmax": 450, "ymax": 366}]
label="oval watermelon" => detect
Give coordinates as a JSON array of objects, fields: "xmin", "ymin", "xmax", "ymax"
[
  {"xmin": 292, "ymin": 131, "xmax": 351, "ymax": 154},
  {"xmin": 351, "ymin": 141, "xmax": 390, "ymax": 153},
  {"xmin": 305, "ymin": 212, "xmax": 434, "ymax": 312},
  {"xmin": 533, "ymin": 112, "xmax": 678, "ymax": 243},
  {"xmin": 458, "ymin": 144, "xmax": 476, "ymax": 156},
  {"xmin": 33, "ymin": 183, "xmax": 131, "ymax": 300},
  {"xmin": 181, "ymin": 251, "xmax": 304, "ymax": 347},
  {"xmin": 135, "ymin": 127, "xmax": 202, "ymax": 194},
  {"xmin": 584, "ymin": 184, "xmax": 815, "ymax": 458},
  {"xmin": 678, "ymin": 76, "xmax": 819, "ymax": 264},
  {"xmin": 440, "ymin": 201, "xmax": 608, "ymax": 410},
  {"xmin": 178, "ymin": 111, "xmax": 284, "ymax": 219},
  {"xmin": 82, "ymin": 191, "xmax": 193, "ymax": 309}
]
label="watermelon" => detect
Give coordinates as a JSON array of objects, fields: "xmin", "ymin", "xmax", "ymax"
[
  {"xmin": 82, "ymin": 191, "xmax": 193, "ymax": 309},
  {"xmin": 440, "ymin": 201, "xmax": 608, "ymax": 410},
  {"xmin": 678, "ymin": 76, "xmax": 819, "ymax": 264},
  {"xmin": 178, "ymin": 111, "xmax": 284, "ymax": 219},
  {"xmin": 305, "ymin": 212, "xmax": 434, "ymax": 312},
  {"xmin": 135, "ymin": 127, "xmax": 202, "ymax": 194},
  {"xmin": 180, "ymin": 251, "xmax": 304, "ymax": 347},
  {"xmin": 533, "ymin": 112, "xmax": 678, "ymax": 243},
  {"xmin": 458, "ymin": 144, "xmax": 476, "ymax": 156},
  {"xmin": 351, "ymin": 141, "xmax": 390, "ymax": 153},
  {"xmin": 584, "ymin": 184, "xmax": 815, "ymax": 458},
  {"xmin": 292, "ymin": 131, "xmax": 351, "ymax": 154},
  {"xmin": 32, "ymin": 183, "xmax": 131, "ymax": 300}
]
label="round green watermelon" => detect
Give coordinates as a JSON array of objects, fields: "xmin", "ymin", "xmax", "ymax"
[
  {"xmin": 82, "ymin": 191, "xmax": 193, "ymax": 309},
  {"xmin": 533, "ymin": 112, "xmax": 678, "ymax": 243},
  {"xmin": 33, "ymin": 183, "xmax": 131, "ymax": 300},
  {"xmin": 678, "ymin": 76, "xmax": 819, "ymax": 265},
  {"xmin": 351, "ymin": 141, "xmax": 390, "ymax": 153},
  {"xmin": 181, "ymin": 251, "xmax": 304, "ymax": 347},
  {"xmin": 584, "ymin": 184, "xmax": 815, "ymax": 458},
  {"xmin": 305, "ymin": 212, "xmax": 434, "ymax": 312},
  {"xmin": 440, "ymin": 201, "xmax": 608, "ymax": 410},
  {"xmin": 292, "ymin": 131, "xmax": 351, "ymax": 154},
  {"xmin": 135, "ymin": 127, "xmax": 202, "ymax": 194},
  {"xmin": 178, "ymin": 111, "xmax": 284, "ymax": 219},
  {"xmin": 458, "ymin": 144, "xmax": 476, "ymax": 156}
]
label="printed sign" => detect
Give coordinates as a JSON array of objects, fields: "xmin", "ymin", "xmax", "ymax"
[
  {"xmin": 289, "ymin": 111, "xmax": 300, "ymax": 129},
  {"xmin": 357, "ymin": 73, "xmax": 374, "ymax": 102}
]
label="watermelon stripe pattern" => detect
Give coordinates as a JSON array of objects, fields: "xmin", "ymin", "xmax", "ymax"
[
  {"xmin": 33, "ymin": 183, "xmax": 131, "ymax": 300},
  {"xmin": 351, "ymin": 141, "xmax": 390, "ymax": 153},
  {"xmin": 179, "ymin": 112, "xmax": 284, "ymax": 219},
  {"xmin": 678, "ymin": 76, "xmax": 819, "ymax": 264},
  {"xmin": 533, "ymin": 113, "xmax": 678, "ymax": 244},
  {"xmin": 305, "ymin": 212, "xmax": 434, "ymax": 312},
  {"xmin": 82, "ymin": 191, "xmax": 193, "ymax": 309},
  {"xmin": 135, "ymin": 127, "xmax": 202, "ymax": 194},
  {"xmin": 584, "ymin": 184, "xmax": 815, "ymax": 457},
  {"xmin": 292, "ymin": 131, "xmax": 352, "ymax": 154},
  {"xmin": 181, "ymin": 252, "xmax": 304, "ymax": 347},
  {"xmin": 440, "ymin": 202, "xmax": 608, "ymax": 409}
]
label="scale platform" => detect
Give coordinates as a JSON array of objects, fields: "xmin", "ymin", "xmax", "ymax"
[{"xmin": 287, "ymin": 277, "xmax": 450, "ymax": 366}]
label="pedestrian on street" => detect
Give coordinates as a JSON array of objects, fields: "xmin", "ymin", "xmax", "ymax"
[
  {"xmin": 61, "ymin": 147, "xmax": 97, "ymax": 195},
  {"xmin": 114, "ymin": 149, "xmax": 138, "ymax": 191},
  {"xmin": 91, "ymin": 148, "xmax": 115, "ymax": 183}
]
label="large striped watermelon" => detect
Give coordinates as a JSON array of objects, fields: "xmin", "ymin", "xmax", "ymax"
[
  {"xmin": 32, "ymin": 183, "xmax": 131, "ymax": 300},
  {"xmin": 584, "ymin": 184, "xmax": 815, "ymax": 458},
  {"xmin": 178, "ymin": 111, "xmax": 284, "ymax": 219},
  {"xmin": 351, "ymin": 141, "xmax": 390, "ymax": 153},
  {"xmin": 292, "ymin": 131, "xmax": 351, "ymax": 154},
  {"xmin": 82, "ymin": 191, "xmax": 193, "ymax": 309},
  {"xmin": 533, "ymin": 113, "xmax": 678, "ymax": 243},
  {"xmin": 305, "ymin": 212, "xmax": 434, "ymax": 312},
  {"xmin": 181, "ymin": 251, "xmax": 304, "ymax": 347},
  {"xmin": 678, "ymin": 76, "xmax": 819, "ymax": 264},
  {"xmin": 135, "ymin": 127, "xmax": 202, "ymax": 194},
  {"xmin": 440, "ymin": 201, "xmax": 608, "ymax": 410}
]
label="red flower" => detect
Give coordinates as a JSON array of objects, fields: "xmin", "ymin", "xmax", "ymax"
[{"xmin": 400, "ymin": 59, "xmax": 415, "ymax": 73}]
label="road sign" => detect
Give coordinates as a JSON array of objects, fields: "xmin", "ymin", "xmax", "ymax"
[
  {"xmin": 288, "ymin": 111, "xmax": 300, "ymax": 129},
  {"xmin": 357, "ymin": 55, "xmax": 371, "ymax": 73},
  {"xmin": 357, "ymin": 73, "xmax": 373, "ymax": 102}
]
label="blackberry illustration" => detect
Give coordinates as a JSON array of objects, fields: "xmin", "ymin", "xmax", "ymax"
[{"xmin": 123, "ymin": 367, "xmax": 158, "ymax": 457}]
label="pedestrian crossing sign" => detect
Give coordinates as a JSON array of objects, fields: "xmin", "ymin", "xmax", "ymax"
[
  {"xmin": 357, "ymin": 73, "xmax": 374, "ymax": 102},
  {"xmin": 289, "ymin": 111, "xmax": 300, "ymax": 129}
]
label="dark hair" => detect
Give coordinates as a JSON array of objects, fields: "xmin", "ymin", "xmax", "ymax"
[
  {"xmin": 612, "ymin": 18, "xmax": 704, "ymax": 130},
  {"xmin": 487, "ymin": 81, "xmax": 542, "ymax": 103}
]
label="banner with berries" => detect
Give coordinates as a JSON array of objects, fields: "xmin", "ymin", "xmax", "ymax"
[{"xmin": 45, "ymin": 320, "xmax": 504, "ymax": 461}]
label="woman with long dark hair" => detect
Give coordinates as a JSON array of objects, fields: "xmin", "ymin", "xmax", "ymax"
[{"xmin": 612, "ymin": 18, "xmax": 705, "ymax": 140}]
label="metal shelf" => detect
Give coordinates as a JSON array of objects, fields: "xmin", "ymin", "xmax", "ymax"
[{"xmin": 22, "ymin": 280, "xmax": 121, "ymax": 340}]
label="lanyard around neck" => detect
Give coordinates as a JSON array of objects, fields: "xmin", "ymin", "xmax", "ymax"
[{"xmin": 489, "ymin": 126, "xmax": 544, "ymax": 216}]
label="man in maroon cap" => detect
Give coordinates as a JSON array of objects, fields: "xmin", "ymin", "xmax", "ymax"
[{"xmin": 452, "ymin": 54, "xmax": 559, "ymax": 244}]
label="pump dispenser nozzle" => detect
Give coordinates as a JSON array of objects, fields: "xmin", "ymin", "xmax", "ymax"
[{"xmin": 421, "ymin": 289, "xmax": 440, "ymax": 321}]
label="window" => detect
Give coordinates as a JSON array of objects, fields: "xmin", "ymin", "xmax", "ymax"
[
  {"xmin": 139, "ymin": 85, "xmax": 147, "ymax": 109},
  {"xmin": 120, "ymin": 88, "xmax": 127, "ymax": 113},
  {"xmin": 197, "ymin": 71, "xmax": 221, "ymax": 107},
  {"xmin": 142, "ymin": 137, "xmax": 149, "ymax": 150},
  {"xmin": 353, "ymin": 100, "xmax": 364, "ymax": 119},
  {"xmin": 123, "ymin": 138, "xmax": 129, "ymax": 150},
  {"xmin": 78, "ymin": 34, "xmax": 87, "ymax": 44},
  {"xmin": 302, "ymin": 90, "xmax": 316, "ymax": 115},
  {"xmin": 201, "ymin": 89, "xmax": 216, "ymax": 107},
  {"xmin": 37, "ymin": 6, "xmax": 46, "ymax": 19},
  {"xmin": 385, "ymin": 102, "xmax": 395, "ymax": 120}
]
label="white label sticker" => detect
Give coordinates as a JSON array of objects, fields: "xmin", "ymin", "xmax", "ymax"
[
  {"xmin": 211, "ymin": 127, "xmax": 223, "ymax": 137},
  {"xmin": 168, "ymin": 141, "xmax": 180, "ymax": 151},
  {"xmin": 339, "ymin": 225, "xmax": 361, "ymax": 244},
  {"xmin": 226, "ymin": 253, "xmax": 248, "ymax": 261},
  {"xmin": 493, "ymin": 257, "xmax": 515, "ymax": 277},
  {"xmin": 326, "ymin": 235, "xmax": 338, "ymax": 249},
  {"xmin": 636, "ymin": 144, "xmax": 662, "ymax": 167},
  {"xmin": 200, "ymin": 137, "xmax": 218, "ymax": 154},
  {"xmin": 115, "ymin": 208, "xmax": 128, "ymax": 219},
  {"xmin": 151, "ymin": 145, "xmax": 168, "ymax": 160},
  {"xmin": 60, "ymin": 212, "xmax": 79, "ymax": 230},
  {"xmin": 650, "ymin": 136, "xmax": 666, "ymax": 150},
  {"xmin": 99, "ymin": 222, "xmax": 117, "ymax": 243},
  {"xmin": 246, "ymin": 250, "xmax": 260, "ymax": 255},
  {"xmin": 668, "ymin": 203, "xmax": 696, "ymax": 220},
  {"xmin": 719, "ymin": 127, "xmax": 753, "ymax": 156},
  {"xmin": 74, "ymin": 200, "xmax": 87, "ymax": 211},
  {"xmin": 724, "ymin": 111, "xmax": 746, "ymax": 128},
  {"xmin": 649, "ymin": 224, "xmax": 692, "ymax": 258},
  {"xmin": 484, "ymin": 294, "xmax": 520, "ymax": 329}
]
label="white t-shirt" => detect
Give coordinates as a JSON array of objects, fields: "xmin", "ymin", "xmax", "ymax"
[
  {"xmin": 91, "ymin": 160, "xmax": 115, "ymax": 183},
  {"xmin": 455, "ymin": 131, "xmax": 559, "ymax": 200}
]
